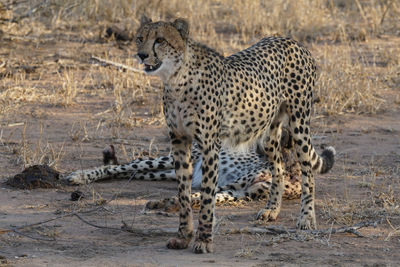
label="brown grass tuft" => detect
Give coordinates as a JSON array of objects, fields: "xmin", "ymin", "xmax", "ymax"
[{"xmin": 0, "ymin": 0, "xmax": 398, "ymax": 171}]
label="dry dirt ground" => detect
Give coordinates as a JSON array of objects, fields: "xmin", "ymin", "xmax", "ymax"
[{"xmin": 1, "ymin": 27, "xmax": 400, "ymax": 267}]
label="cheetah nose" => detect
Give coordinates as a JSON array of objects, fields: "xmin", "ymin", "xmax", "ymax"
[{"xmin": 137, "ymin": 52, "xmax": 149, "ymax": 61}]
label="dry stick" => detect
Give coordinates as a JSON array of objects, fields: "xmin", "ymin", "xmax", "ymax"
[
  {"xmin": 224, "ymin": 220, "xmax": 381, "ymax": 237},
  {"xmin": 380, "ymin": 0, "xmax": 394, "ymax": 25},
  {"xmin": 121, "ymin": 222, "xmax": 176, "ymax": 237},
  {"xmin": 354, "ymin": 0, "xmax": 368, "ymax": 25},
  {"xmin": 2, "ymin": 171, "xmax": 139, "ymax": 241},
  {"xmin": 113, "ymin": 220, "xmax": 382, "ymax": 238},
  {"xmin": 5, "ymin": 207, "xmax": 100, "ymax": 232},
  {"xmin": 90, "ymin": 56, "xmax": 145, "ymax": 74},
  {"xmin": 72, "ymin": 213, "xmax": 121, "ymax": 232},
  {"xmin": 0, "ymin": 206, "xmax": 107, "ymax": 239},
  {"xmin": 3, "ymin": 209, "xmax": 381, "ymax": 240},
  {"xmin": 0, "ymin": 209, "xmax": 122, "ymax": 242},
  {"xmin": 11, "ymin": 229, "xmax": 55, "ymax": 242}
]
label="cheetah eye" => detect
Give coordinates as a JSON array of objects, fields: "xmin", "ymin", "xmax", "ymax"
[
  {"xmin": 155, "ymin": 37, "xmax": 165, "ymax": 44},
  {"xmin": 136, "ymin": 36, "xmax": 144, "ymax": 44}
]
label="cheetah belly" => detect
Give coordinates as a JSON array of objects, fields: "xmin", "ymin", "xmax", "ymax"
[
  {"xmin": 192, "ymin": 152, "xmax": 262, "ymax": 189},
  {"xmin": 192, "ymin": 159, "xmax": 239, "ymax": 188},
  {"xmin": 220, "ymin": 113, "xmax": 270, "ymax": 152}
]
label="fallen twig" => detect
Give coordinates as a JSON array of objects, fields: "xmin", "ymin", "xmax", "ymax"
[
  {"xmin": 121, "ymin": 221, "xmax": 176, "ymax": 237},
  {"xmin": 90, "ymin": 56, "xmax": 145, "ymax": 74},
  {"xmin": 0, "ymin": 206, "xmax": 106, "ymax": 241},
  {"xmin": 4, "ymin": 122, "xmax": 25, "ymax": 127},
  {"xmin": 11, "ymin": 229, "xmax": 55, "ymax": 242},
  {"xmin": 2, "ymin": 172, "xmax": 138, "ymax": 241},
  {"xmin": 3, "ymin": 208, "xmax": 381, "ymax": 241},
  {"xmin": 72, "ymin": 213, "xmax": 122, "ymax": 231},
  {"xmin": 8, "ymin": 205, "xmax": 105, "ymax": 232},
  {"xmin": 223, "ymin": 220, "xmax": 380, "ymax": 237}
]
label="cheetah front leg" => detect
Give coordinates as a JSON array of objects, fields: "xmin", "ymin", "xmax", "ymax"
[
  {"xmin": 193, "ymin": 141, "xmax": 219, "ymax": 254},
  {"xmin": 166, "ymin": 136, "xmax": 194, "ymax": 250}
]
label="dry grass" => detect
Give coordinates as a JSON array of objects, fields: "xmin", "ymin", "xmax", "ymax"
[
  {"xmin": 1, "ymin": 0, "xmax": 398, "ymax": 119},
  {"xmin": 0, "ymin": 123, "xmax": 65, "ymax": 168},
  {"xmin": 0, "ymin": 0, "xmax": 399, "ymax": 170},
  {"xmin": 321, "ymin": 189, "xmax": 400, "ymax": 226},
  {"xmin": 314, "ymin": 43, "xmax": 392, "ymax": 115},
  {"xmin": 4, "ymin": 0, "xmax": 399, "ymax": 40},
  {"xmin": 320, "ymin": 163, "xmax": 400, "ymax": 228}
]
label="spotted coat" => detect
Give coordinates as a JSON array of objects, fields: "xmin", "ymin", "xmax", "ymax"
[{"xmin": 134, "ymin": 16, "xmax": 334, "ymax": 253}]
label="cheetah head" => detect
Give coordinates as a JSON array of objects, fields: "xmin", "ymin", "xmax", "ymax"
[{"xmin": 135, "ymin": 16, "xmax": 189, "ymax": 82}]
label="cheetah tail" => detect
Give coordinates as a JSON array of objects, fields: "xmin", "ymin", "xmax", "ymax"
[{"xmin": 311, "ymin": 146, "xmax": 336, "ymax": 174}]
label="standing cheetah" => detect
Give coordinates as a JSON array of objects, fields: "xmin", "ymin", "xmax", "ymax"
[{"xmin": 135, "ymin": 16, "xmax": 334, "ymax": 253}]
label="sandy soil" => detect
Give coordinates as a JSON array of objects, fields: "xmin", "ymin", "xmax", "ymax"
[{"xmin": 0, "ymin": 33, "xmax": 399, "ymax": 267}]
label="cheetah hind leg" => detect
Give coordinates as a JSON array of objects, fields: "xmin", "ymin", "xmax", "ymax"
[
  {"xmin": 256, "ymin": 120, "xmax": 286, "ymax": 222},
  {"xmin": 290, "ymin": 115, "xmax": 317, "ymax": 230}
]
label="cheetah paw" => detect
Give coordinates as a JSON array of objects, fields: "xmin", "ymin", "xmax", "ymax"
[
  {"xmin": 256, "ymin": 208, "xmax": 280, "ymax": 221},
  {"xmin": 193, "ymin": 239, "xmax": 213, "ymax": 254},
  {"xmin": 146, "ymin": 199, "xmax": 179, "ymax": 212},
  {"xmin": 60, "ymin": 172, "xmax": 86, "ymax": 185},
  {"xmin": 296, "ymin": 215, "xmax": 317, "ymax": 230},
  {"xmin": 145, "ymin": 200, "xmax": 162, "ymax": 210},
  {"xmin": 166, "ymin": 237, "xmax": 191, "ymax": 250}
]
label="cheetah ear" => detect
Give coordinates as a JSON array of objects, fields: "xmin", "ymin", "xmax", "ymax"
[
  {"xmin": 172, "ymin": 18, "xmax": 189, "ymax": 40},
  {"xmin": 140, "ymin": 15, "xmax": 152, "ymax": 26}
]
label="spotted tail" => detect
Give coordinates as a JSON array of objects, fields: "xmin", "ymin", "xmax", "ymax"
[
  {"xmin": 281, "ymin": 127, "xmax": 336, "ymax": 174},
  {"xmin": 311, "ymin": 146, "xmax": 336, "ymax": 174}
]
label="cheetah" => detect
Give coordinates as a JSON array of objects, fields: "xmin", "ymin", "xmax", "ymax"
[
  {"xmin": 135, "ymin": 16, "xmax": 334, "ymax": 253},
  {"xmin": 63, "ymin": 133, "xmax": 335, "ymax": 211}
]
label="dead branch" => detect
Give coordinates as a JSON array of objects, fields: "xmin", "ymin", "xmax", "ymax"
[
  {"xmin": 8, "ymin": 205, "xmax": 105, "ymax": 232},
  {"xmin": 90, "ymin": 56, "xmax": 145, "ymax": 74},
  {"xmin": 380, "ymin": 0, "xmax": 394, "ymax": 25},
  {"xmin": 0, "ymin": 207, "xmax": 120, "ymax": 241},
  {"xmin": 72, "ymin": 213, "xmax": 121, "ymax": 231},
  {"xmin": 223, "ymin": 220, "xmax": 380, "ymax": 237},
  {"xmin": 2, "ymin": 175, "xmax": 139, "ymax": 241},
  {"xmin": 3, "ymin": 208, "xmax": 381, "ymax": 241},
  {"xmin": 0, "ymin": 210, "xmax": 120, "ymax": 242},
  {"xmin": 119, "ymin": 220, "xmax": 380, "ymax": 238},
  {"xmin": 121, "ymin": 221, "xmax": 176, "ymax": 237},
  {"xmin": 0, "ymin": 206, "xmax": 111, "ymax": 241},
  {"xmin": 11, "ymin": 229, "xmax": 56, "ymax": 242}
]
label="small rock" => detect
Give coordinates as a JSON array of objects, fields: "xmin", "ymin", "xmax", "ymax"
[{"xmin": 70, "ymin": 190, "xmax": 84, "ymax": 201}]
